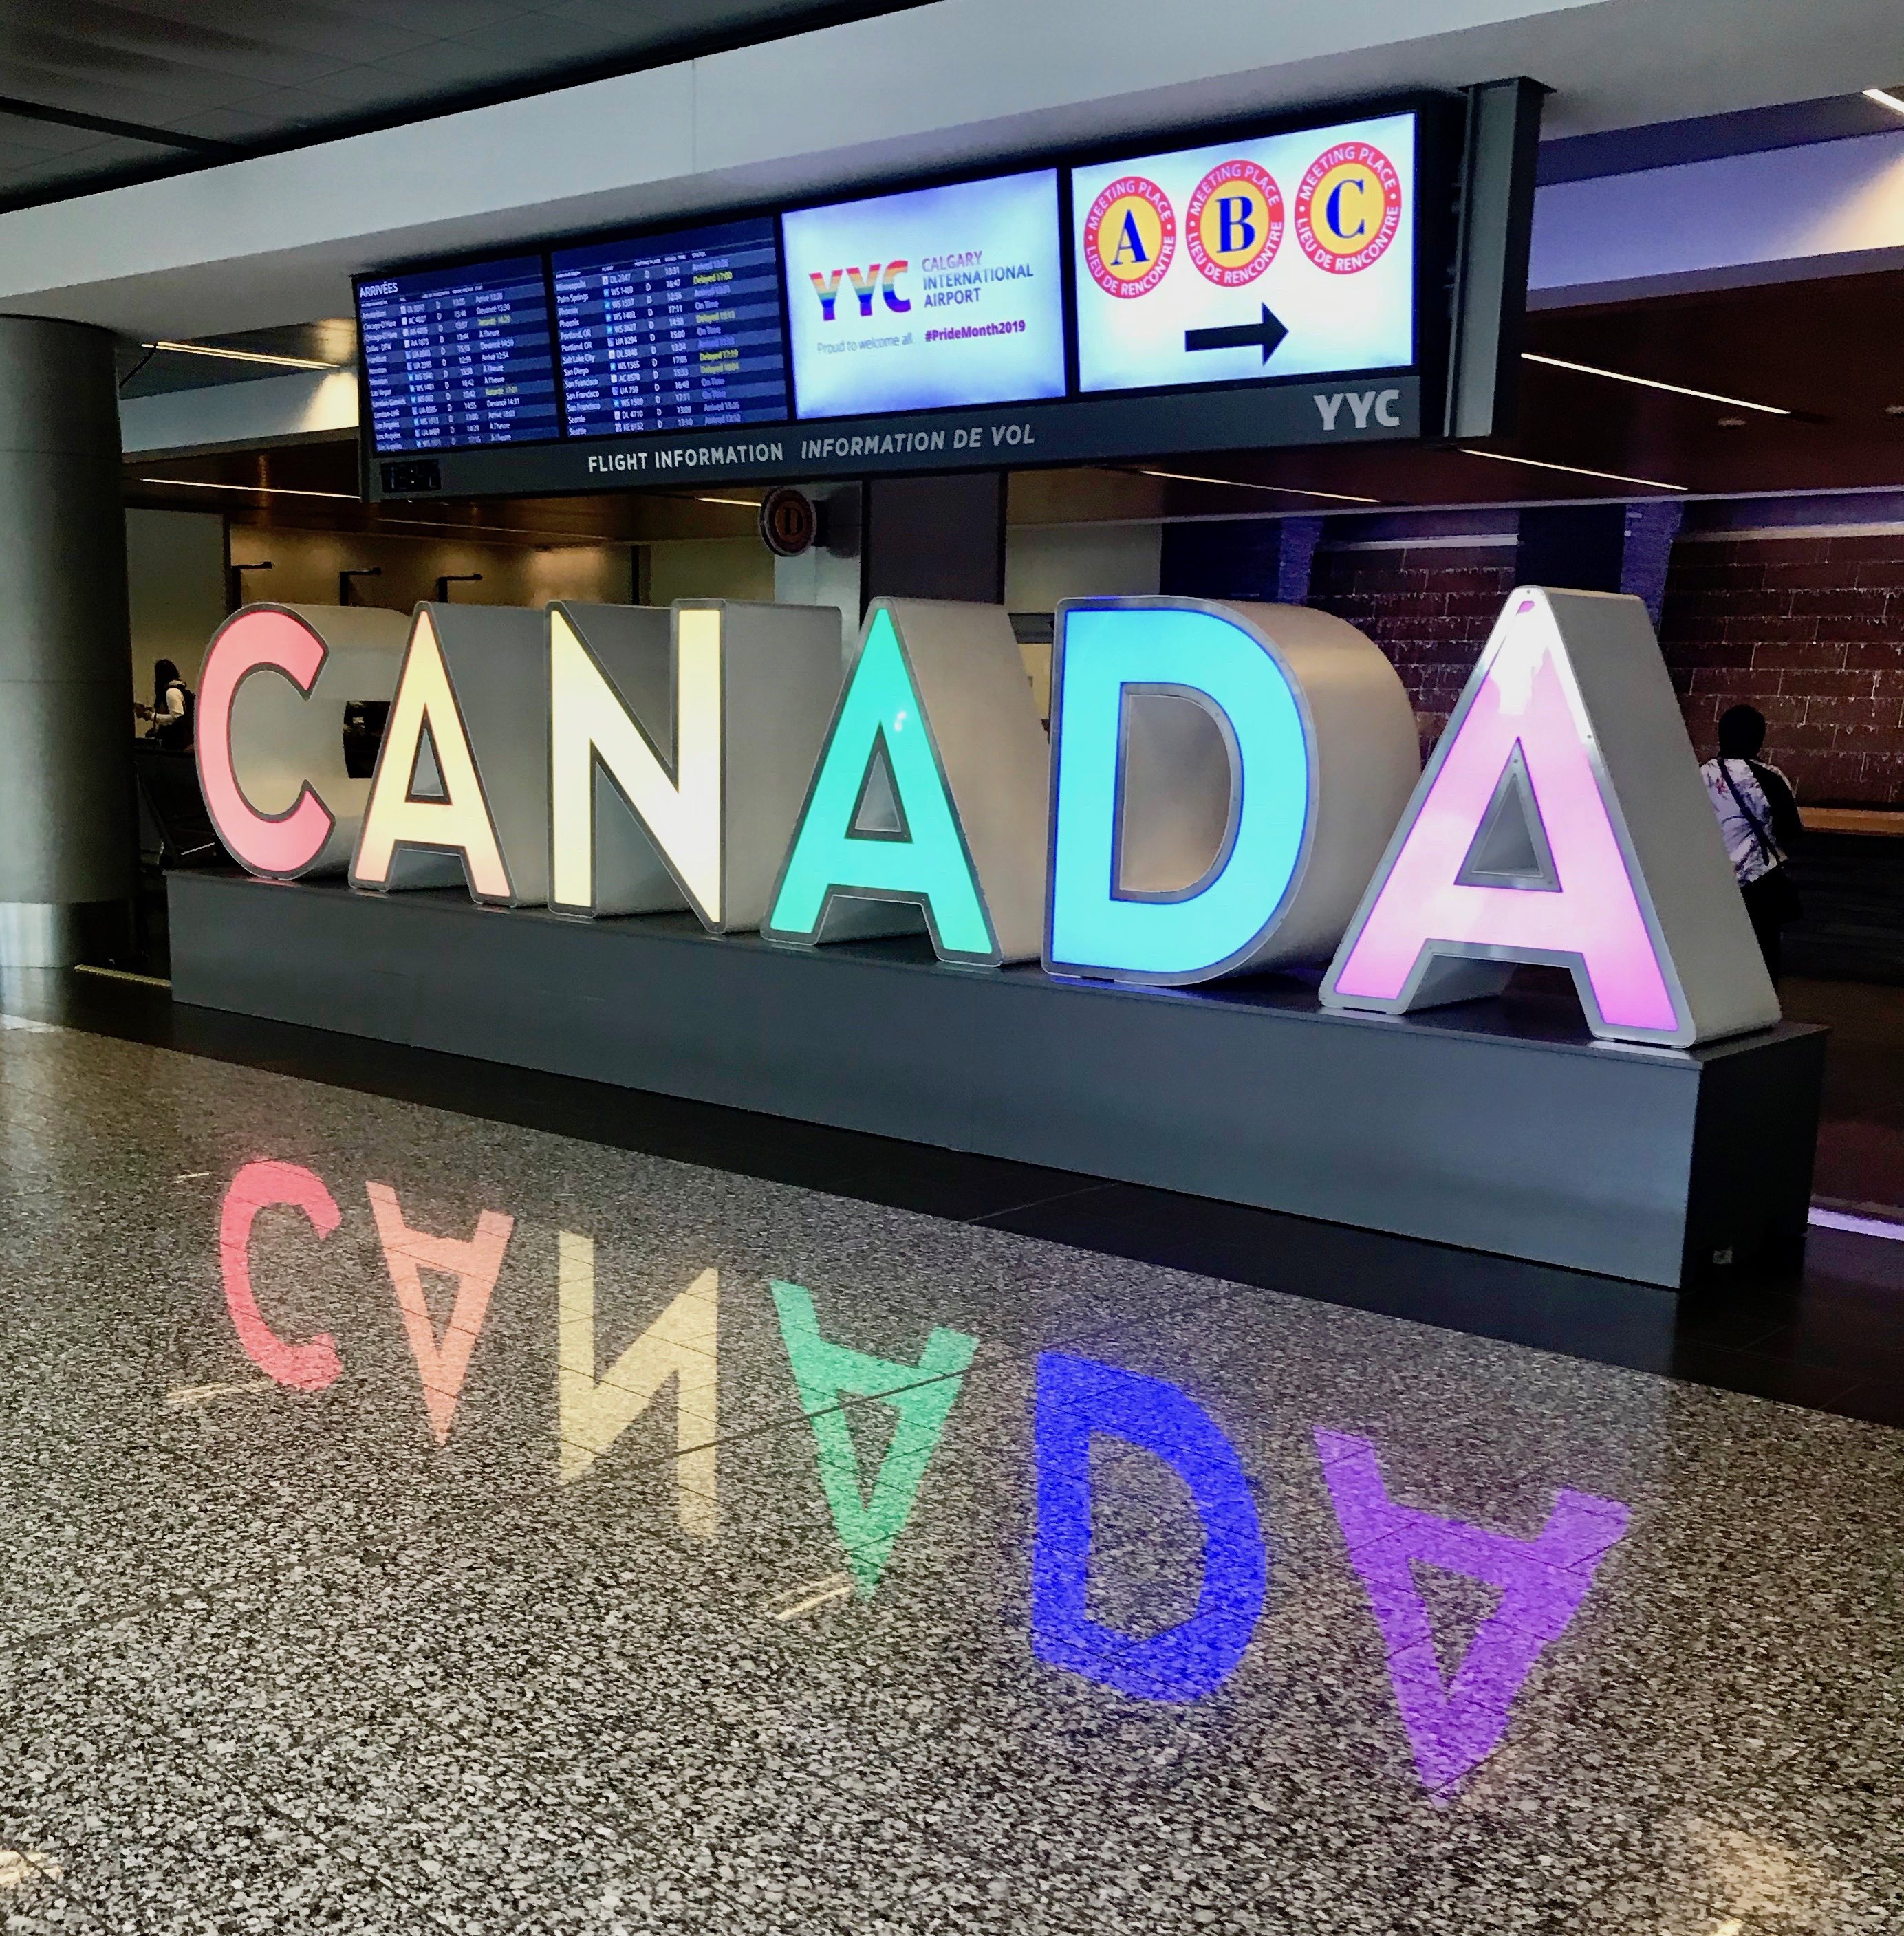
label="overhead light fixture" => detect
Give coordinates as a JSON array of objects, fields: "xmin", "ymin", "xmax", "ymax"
[
  {"xmin": 1863, "ymin": 86, "xmax": 1904, "ymax": 118},
  {"xmin": 139, "ymin": 477, "xmax": 359, "ymax": 501},
  {"xmin": 1458, "ymin": 448, "xmax": 1687, "ymax": 492},
  {"xmin": 1134, "ymin": 466, "xmax": 1378, "ymax": 505},
  {"xmin": 144, "ymin": 475, "xmax": 629, "ymax": 544},
  {"xmin": 143, "ymin": 340, "xmax": 339, "ymax": 371},
  {"xmin": 1521, "ymin": 351, "xmax": 1791, "ymax": 417},
  {"xmin": 695, "ymin": 495, "xmax": 762, "ymax": 508}
]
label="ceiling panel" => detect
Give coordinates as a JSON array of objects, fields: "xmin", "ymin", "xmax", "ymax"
[{"xmin": 0, "ymin": 0, "xmax": 935, "ymax": 204}]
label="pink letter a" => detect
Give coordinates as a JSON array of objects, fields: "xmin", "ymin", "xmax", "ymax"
[{"xmin": 1323, "ymin": 587, "xmax": 1777, "ymax": 1046}]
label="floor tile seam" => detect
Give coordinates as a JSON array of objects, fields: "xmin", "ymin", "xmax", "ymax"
[
  {"xmin": 6, "ymin": 1287, "xmax": 1259, "ymax": 1554},
  {"xmin": 45, "ymin": 994, "xmax": 1901, "ymax": 1435},
  {"xmin": 999, "ymin": 1226, "xmax": 1904, "ymax": 1424},
  {"xmin": 520, "ymin": 1298, "xmax": 1255, "ymax": 1487},
  {"xmin": 0, "ymin": 1827, "xmax": 125, "ymax": 1936},
  {"xmin": 1674, "ymin": 1335, "xmax": 1886, "ymax": 1391},
  {"xmin": 963, "ymin": 1181, "xmax": 1118, "ymax": 1226},
  {"xmin": 1669, "ymin": 1342, "xmax": 1870, "ymax": 1403},
  {"xmin": 0, "ymin": 1569, "xmax": 223, "ymax": 1667},
  {"xmin": 1805, "ymin": 1373, "xmax": 1904, "ymax": 1431}
]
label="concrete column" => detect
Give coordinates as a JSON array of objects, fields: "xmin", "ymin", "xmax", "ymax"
[
  {"xmin": 0, "ymin": 316, "xmax": 136, "ymax": 964},
  {"xmin": 1514, "ymin": 501, "xmax": 1685, "ymax": 629},
  {"xmin": 1619, "ymin": 501, "xmax": 1686, "ymax": 626},
  {"xmin": 1158, "ymin": 514, "xmax": 1324, "ymax": 604},
  {"xmin": 863, "ymin": 472, "xmax": 1004, "ymax": 605},
  {"xmin": 772, "ymin": 481, "xmax": 865, "ymax": 659}
]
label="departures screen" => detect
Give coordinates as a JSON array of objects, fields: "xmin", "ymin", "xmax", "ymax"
[
  {"xmin": 356, "ymin": 257, "xmax": 561, "ymax": 455},
  {"xmin": 552, "ymin": 216, "xmax": 790, "ymax": 438},
  {"xmin": 780, "ymin": 171, "xmax": 1067, "ymax": 420},
  {"xmin": 1070, "ymin": 113, "xmax": 1417, "ymax": 393}
]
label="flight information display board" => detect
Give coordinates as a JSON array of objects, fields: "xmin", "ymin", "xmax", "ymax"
[
  {"xmin": 1071, "ymin": 112, "xmax": 1418, "ymax": 394},
  {"xmin": 781, "ymin": 171, "xmax": 1066, "ymax": 420},
  {"xmin": 358, "ymin": 85, "xmax": 1550, "ymax": 499},
  {"xmin": 552, "ymin": 216, "xmax": 790, "ymax": 437},
  {"xmin": 356, "ymin": 256, "xmax": 561, "ymax": 455}
]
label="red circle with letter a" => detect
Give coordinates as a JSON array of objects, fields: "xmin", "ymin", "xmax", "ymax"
[
  {"xmin": 1083, "ymin": 177, "xmax": 1176, "ymax": 298},
  {"xmin": 1295, "ymin": 143, "xmax": 1402, "ymax": 274}
]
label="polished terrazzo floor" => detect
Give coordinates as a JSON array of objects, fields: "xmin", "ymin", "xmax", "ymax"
[{"xmin": 1, "ymin": 1013, "xmax": 1900, "ymax": 1933}]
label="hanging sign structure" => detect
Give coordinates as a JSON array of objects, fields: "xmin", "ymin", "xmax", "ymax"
[{"xmin": 356, "ymin": 82, "xmax": 1546, "ymax": 499}]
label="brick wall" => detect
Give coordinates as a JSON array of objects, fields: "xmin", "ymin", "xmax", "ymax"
[
  {"xmin": 1307, "ymin": 543, "xmax": 1516, "ymax": 758},
  {"xmin": 1307, "ymin": 528, "xmax": 1904, "ymax": 805},
  {"xmin": 1658, "ymin": 533, "xmax": 1904, "ymax": 806}
]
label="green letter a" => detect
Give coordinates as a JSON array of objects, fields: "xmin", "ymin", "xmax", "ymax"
[
  {"xmin": 770, "ymin": 1279, "xmax": 977, "ymax": 1598},
  {"xmin": 762, "ymin": 606, "xmax": 996, "ymax": 959}
]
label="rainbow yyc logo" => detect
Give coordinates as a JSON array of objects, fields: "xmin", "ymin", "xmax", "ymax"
[{"xmin": 810, "ymin": 261, "xmax": 912, "ymax": 319}]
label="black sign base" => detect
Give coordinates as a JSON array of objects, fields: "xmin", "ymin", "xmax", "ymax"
[{"xmin": 169, "ymin": 872, "xmax": 1824, "ymax": 1289}]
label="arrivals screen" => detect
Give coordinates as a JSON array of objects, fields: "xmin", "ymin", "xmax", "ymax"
[
  {"xmin": 553, "ymin": 216, "xmax": 790, "ymax": 438},
  {"xmin": 780, "ymin": 170, "xmax": 1066, "ymax": 420},
  {"xmin": 1071, "ymin": 113, "xmax": 1417, "ymax": 394},
  {"xmin": 356, "ymin": 256, "xmax": 561, "ymax": 456}
]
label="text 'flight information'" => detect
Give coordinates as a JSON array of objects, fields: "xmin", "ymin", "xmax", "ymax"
[
  {"xmin": 553, "ymin": 217, "xmax": 790, "ymax": 437},
  {"xmin": 357, "ymin": 257, "xmax": 560, "ymax": 455}
]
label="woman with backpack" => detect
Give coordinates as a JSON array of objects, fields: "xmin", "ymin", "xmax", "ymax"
[
  {"xmin": 138, "ymin": 658, "xmax": 196, "ymax": 752},
  {"xmin": 1701, "ymin": 704, "xmax": 1803, "ymax": 981}
]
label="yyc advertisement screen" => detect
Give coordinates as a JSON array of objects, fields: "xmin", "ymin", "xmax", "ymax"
[
  {"xmin": 781, "ymin": 171, "xmax": 1066, "ymax": 419},
  {"xmin": 1071, "ymin": 112, "xmax": 1418, "ymax": 393}
]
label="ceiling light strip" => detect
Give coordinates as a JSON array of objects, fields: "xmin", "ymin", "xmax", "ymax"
[
  {"xmin": 138, "ymin": 477, "xmax": 618, "ymax": 545},
  {"xmin": 1863, "ymin": 87, "xmax": 1904, "ymax": 118},
  {"xmin": 1520, "ymin": 351, "xmax": 1791, "ymax": 417},
  {"xmin": 144, "ymin": 340, "xmax": 340, "ymax": 371},
  {"xmin": 1458, "ymin": 448, "xmax": 1687, "ymax": 493},
  {"xmin": 138, "ymin": 477, "xmax": 360, "ymax": 501},
  {"xmin": 1135, "ymin": 467, "xmax": 1378, "ymax": 505}
]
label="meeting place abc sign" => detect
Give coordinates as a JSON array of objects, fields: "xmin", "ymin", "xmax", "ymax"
[{"xmin": 195, "ymin": 586, "xmax": 1779, "ymax": 1049}]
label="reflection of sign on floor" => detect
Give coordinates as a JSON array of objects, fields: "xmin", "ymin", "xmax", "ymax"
[{"xmin": 213, "ymin": 1155, "xmax": 1632, "ymax": 1798}]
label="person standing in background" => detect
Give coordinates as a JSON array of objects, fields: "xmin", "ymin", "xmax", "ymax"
[
  {"xmin": 136, "ymin": 658, "xmax": 195, "ymax": 751},
  {"xmin": 1701, "ymin": 703, "xmax": 1802, "ymax": 981}
]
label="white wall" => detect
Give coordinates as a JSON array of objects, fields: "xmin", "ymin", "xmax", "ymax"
[
  {"xmin": 1004, "ymin": 522, "xmax": 1164, "ymax": 718},
  {"xmin": 647, "ymin": 538, "xmax": 776, "ymax": 606},
  {"xmin": 224, "ymin": 524, "xmax": 635, "ymax": 613},
  {"xmin": 1006, "ymin": 523, "xmax": 1162, "ymax": 609},
  {"xmin": 125, "ymin": 507, "xmax": 226, "ymax": 715}
]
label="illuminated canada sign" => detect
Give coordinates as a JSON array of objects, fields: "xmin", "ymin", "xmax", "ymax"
[{"xmin": 197, "ymin": 585, "xmax": 1779, "ymax": 1047}]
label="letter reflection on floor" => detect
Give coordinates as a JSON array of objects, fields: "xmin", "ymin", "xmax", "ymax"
[
  {"xmin": 556, "ymin": 1233, "xmax": 718, "ymax": 1536},
  {"xmin": 217, "ymin": 1160, "xmax": 344, "ymax": 1393},
  {"xmin": 1315, "ymin": 1430, "xmax": 1632, "ymax": 1796},
  {"xmin": 1031, "ymin": 1354, "xmax": 1266, "ymax": 1701},
  {"xmin": 770, "ymin": 1281, "xmax": 977, "ymax": 1598},
  {"xmin": 367, "ymin": 1183, "xmax": 515, "ymax": 1446}
]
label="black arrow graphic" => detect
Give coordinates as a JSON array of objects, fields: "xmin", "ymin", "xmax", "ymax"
[{"xmin": 1184, "ymin": 304, "xmax": 1289, "ymax": 363}]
